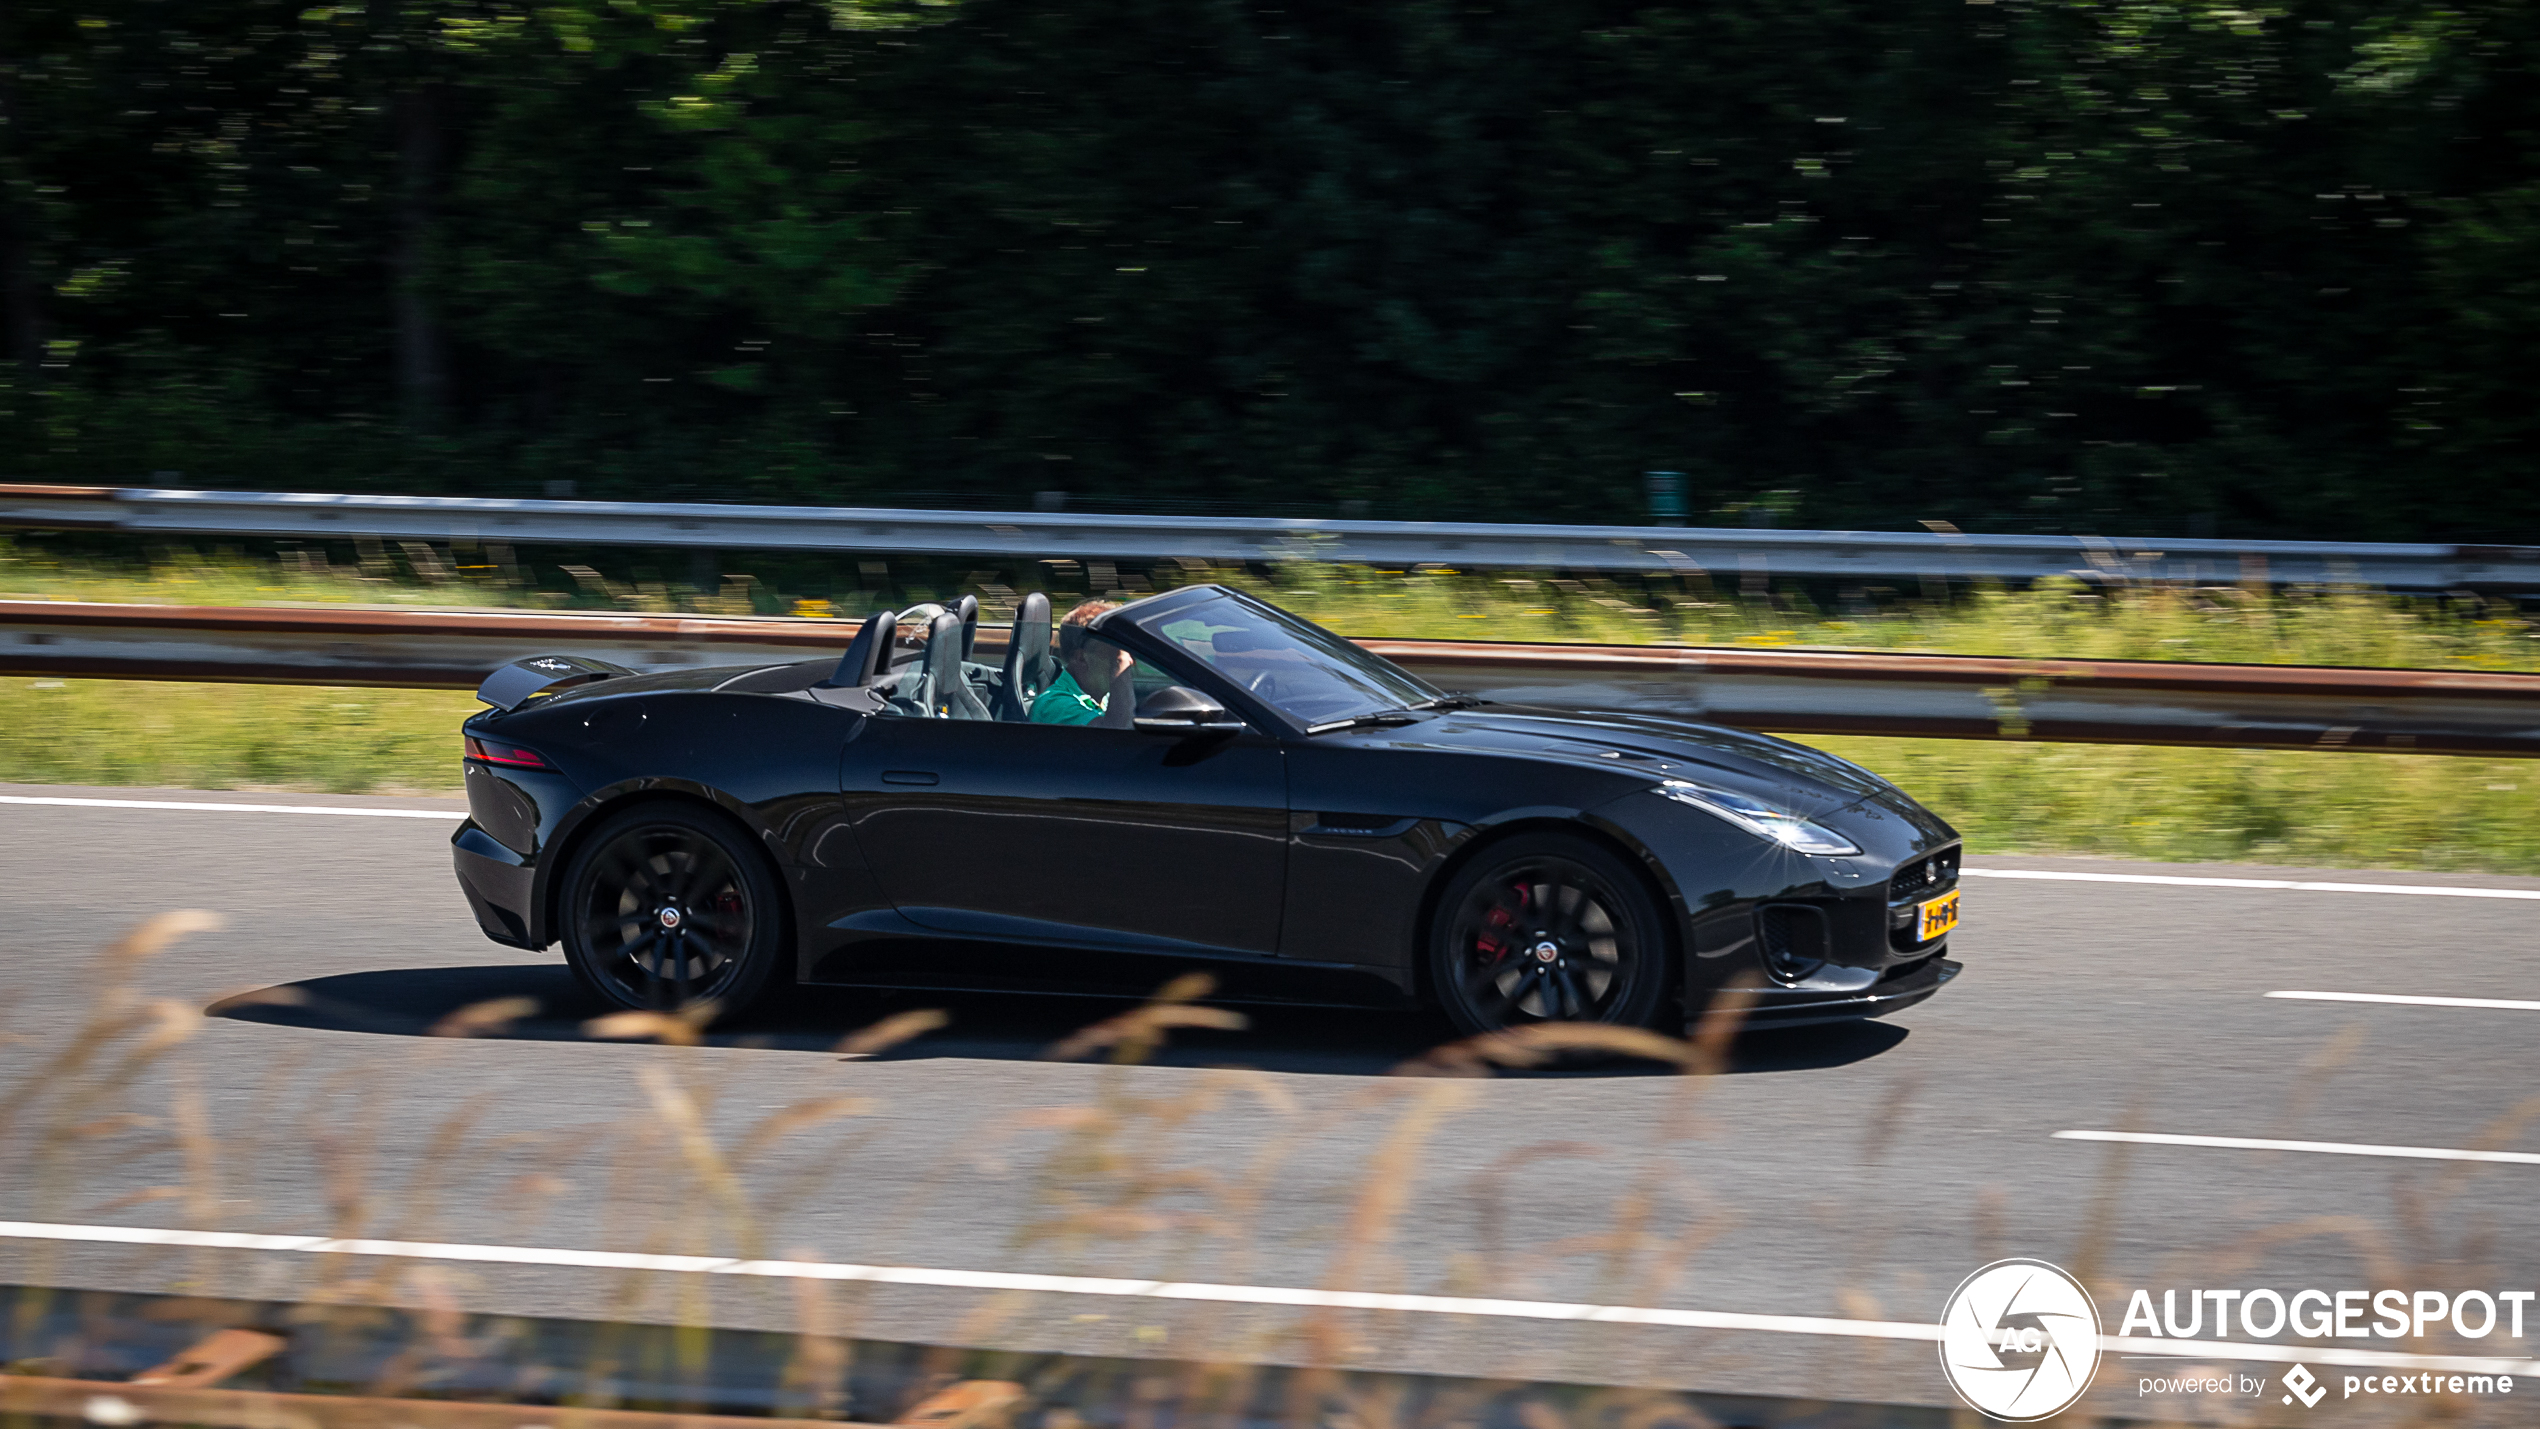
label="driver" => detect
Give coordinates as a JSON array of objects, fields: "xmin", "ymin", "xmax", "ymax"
[{"xmin": 1029, "ymin": 600, "xmax": 1134, "ymax": 727}]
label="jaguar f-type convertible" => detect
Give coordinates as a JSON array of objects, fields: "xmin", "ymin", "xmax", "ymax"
[{"xmin": 452, "ymin": 584, "xmax": 1961, "ymax": 1035}]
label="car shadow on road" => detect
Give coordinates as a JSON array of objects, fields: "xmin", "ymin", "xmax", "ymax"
[{"xmin": 210, "ymin": 961, "xmax": 1912, "ymax": 1077}]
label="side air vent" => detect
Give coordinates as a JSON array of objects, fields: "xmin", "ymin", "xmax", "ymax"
[
  {"xmin": 1757, "ymin": 903, "xmax": 1830, "ymax": 984},
  {"xmin": 1305, "ymin": 812, "xmax": 1418, "ymax": 838}
]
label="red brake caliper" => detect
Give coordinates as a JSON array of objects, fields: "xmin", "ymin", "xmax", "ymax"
[{"xmin": 1474, "ymin": 880, "xmax": 1530, "ymax": 967}]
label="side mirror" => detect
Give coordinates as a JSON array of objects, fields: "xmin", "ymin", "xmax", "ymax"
[{"xmin": 1133, "ymin": 685, "xmax": 1245, "ymax": 737}]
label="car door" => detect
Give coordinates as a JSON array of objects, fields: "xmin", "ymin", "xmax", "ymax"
[{"xmin": 838, "ymin": 634, "xmax": 1289, "ymax": 959}]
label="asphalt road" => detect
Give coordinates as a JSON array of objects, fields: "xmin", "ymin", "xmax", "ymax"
[{"xmin": 3, "ymin": 780, "xmax": 2537, "ymax": 1420}]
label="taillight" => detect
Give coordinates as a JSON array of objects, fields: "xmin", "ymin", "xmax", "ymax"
[{"xmin": 465, "ymin": 735, "xmax": 549, "ymax": 769}]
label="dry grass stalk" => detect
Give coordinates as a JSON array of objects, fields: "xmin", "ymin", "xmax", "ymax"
[
  {"xmin": 1389, "ymin": 1022, "xmax": 1703, "ymax": 1078},
  {"xmin": 1042, "ymin": 976, "xmax": 1247, "ymax": 1065},
  {"xmin": 834, "ymin": 1009, "xmax": 951, "ymax": 1060},
  {"xmin": 586, "ymin": 1004, "xmax": 722, "ymax": 1047},
  {"xmin": 778, "ymin": 1257, "xmax": 855, "ymax": 1420},
  {"xmin": 635, "ymin": 1067, "xmax": 762, "ymax": 1259},
  {"xmin": 1299, "ymin": 1080, "xmax": 1475, "ymax": 1373},
  {"xmin": 430, "ymin": 997, "xmax": 542, "ymax": 1039},
  {"xmin": 17, "ymin": 912, "xmax": 2536, "ymax": 1425}
]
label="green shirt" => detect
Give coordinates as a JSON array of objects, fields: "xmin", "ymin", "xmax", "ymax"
[{"xmin": 1028, "ymin": 670, "xmax": 1106, "ymax": 725}]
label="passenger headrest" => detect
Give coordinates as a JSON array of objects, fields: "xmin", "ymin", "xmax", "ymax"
[
  {"xmin": 1007, "ymin": 591, "xmax": 1053, "ymax": 690},
  {"xmin": 923, "ymin": 611, "xmax": 966, "ymax": 684},
  {"xmin": 954, "ymin": 594, "xmax": 980, "ymax": 660},
  {"xmin": 826, "ymin": 610, "xmax": 896, "ymax": 688}
]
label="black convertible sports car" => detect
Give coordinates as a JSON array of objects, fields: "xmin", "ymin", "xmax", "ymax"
[{"xmin": 452, "ymin": 584, "xmax": 1962, "ymax": 1035}]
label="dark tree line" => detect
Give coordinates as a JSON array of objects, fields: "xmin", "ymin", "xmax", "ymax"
[{"xmin": 5, "ymin": 0, "xmax": 2539, "ymax": 538}]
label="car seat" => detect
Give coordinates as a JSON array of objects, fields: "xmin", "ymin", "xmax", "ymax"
[
  {"xmin": 954, "ymin": 594, "xmax": 980, "ymax": 661},
  {"xmin": 926, "ymin": 612, "xmax": 993, "ymax": 720},
  {"xmin": 993, "ymin": 592, "xmax": 1055, "ymax": 722}
]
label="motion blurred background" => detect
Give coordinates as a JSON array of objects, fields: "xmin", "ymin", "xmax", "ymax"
[
  {"xmin": 9, "ymin": 11, "xmax": 2540, "ymax": 1426},
  {"xmin": 7, "ymin": 0, "xmax": 2540, "ymax": 536}
]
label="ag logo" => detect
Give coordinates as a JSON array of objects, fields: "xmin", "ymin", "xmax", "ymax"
[{"xmin": 1939, "ymin": 1258, "xmax": 2102, "ymax": 1421}]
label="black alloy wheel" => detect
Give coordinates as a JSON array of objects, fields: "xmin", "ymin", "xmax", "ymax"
[
  {"xmin": 1429, "ymin": 833, "xmax": 1671, "ymax": 1037},
  {"xmin": 560, "ymin": 803, "xmax": 786, "ymax": 1015}
]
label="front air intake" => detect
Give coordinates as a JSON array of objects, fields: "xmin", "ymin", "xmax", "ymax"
[{"xmin": 1758, "ymin": 903, "xmax": 1830, "ymax": 984}]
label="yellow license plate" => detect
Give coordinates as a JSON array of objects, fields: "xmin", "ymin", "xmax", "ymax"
[{"xmin": 1918, "ymin": 889, "xmax": 1961, "ymax": 941}]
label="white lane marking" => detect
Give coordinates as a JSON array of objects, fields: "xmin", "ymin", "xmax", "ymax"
[
  {"xmin": 0, "ymin": 795, "xmax": 456, "ymax": 820},
  {"xmin": 2269, "ymin": 990, "xmax": 2540, "ymax": 1012},
  {"xmin": 2056, "ymin": 1129, "xmax": 2540, "ymax": 1165},
  {"xmin": 1, "ymin": 1220, "xmax": 2535, "ymax": 1377},
  {"xmin": 1964, "ymin": 867, "xmax": 2540, "ymax": 899},
  {"xmin": 1966, "ymin": 867, "xmax": 2540, "ymax": 899},
  {"xmin": 0, "ymin": 1219, "xmax": 1934, "ymax": 1342}
]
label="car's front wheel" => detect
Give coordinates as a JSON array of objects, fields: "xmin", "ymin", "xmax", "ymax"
[
  {"xmin": 559, "ymin": 803, "xmax": 787, "ymax": 1016},
  {"xmin": 1428, "ymin": 832, "xmax": 1672, "ymax": 1037}
]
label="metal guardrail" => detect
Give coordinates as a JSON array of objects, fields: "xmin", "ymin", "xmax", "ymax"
[
  {"xmin": 7, "ymin": 483, "xmax": 2538, "ymax": 587},
  {"xmin": 6, "ymin": 600, "xmax": 2538, "ymax": 756}
]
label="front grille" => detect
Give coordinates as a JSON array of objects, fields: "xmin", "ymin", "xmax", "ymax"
[
  {"xmin": 1889, "ymin": 846, "xmax": 1961, "ymax": 902},
  {"xmin": 1887, "ymin": 847, "xmax": 1962, "ymax": 951}
]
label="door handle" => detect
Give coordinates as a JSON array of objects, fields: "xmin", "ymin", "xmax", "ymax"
[{"xmin": 881, "ymin": 770, "xmax": 940, "ymax": 786}]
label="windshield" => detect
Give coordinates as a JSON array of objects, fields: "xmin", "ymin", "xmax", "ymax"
[{"xmin": 1129, "ymin": 592, "xmax": 1441, "ymax": 726}]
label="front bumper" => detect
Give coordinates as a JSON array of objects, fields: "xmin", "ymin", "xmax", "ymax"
[
  {"xmin": 1716, "ymin": 952, "xmax": 1961, "ymax": 1030},
  {"xmin": 453, "ymin": 819, "xmax": 540, "ymax": 949},
  {"xmin": 1674, "ymin": 842, "xmax": 1964, "ymax": 1029}
]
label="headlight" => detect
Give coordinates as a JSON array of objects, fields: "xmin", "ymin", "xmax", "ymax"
[{"xmin": 1653, "ymin": 779, "xmax": 1861, "ymax": 856}]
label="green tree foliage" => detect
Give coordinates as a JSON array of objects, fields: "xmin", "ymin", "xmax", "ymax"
[{"xmin": 3, "ymin": 0, "xmax": 2537, "ymax": 536}]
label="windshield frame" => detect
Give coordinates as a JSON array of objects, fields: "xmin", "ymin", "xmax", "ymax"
[{"xmin": 1101, "ymin": 585, "xmax": 1445, "ymax": 736}]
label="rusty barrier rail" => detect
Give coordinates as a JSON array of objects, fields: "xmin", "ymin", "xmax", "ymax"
[
  {"xmin": 4, "ymin": 599, "xmax": 2539, "ymax": 756},
  {"xmin": 0, "ymin": 1375, "xmax": 878, "ymax": 1429},
  {"xmin": 8, "ymin": 481, "xmax": 2540, "ymax": 588},
  {"xmin": 0, "ymin": 1373, "xmax": 1024, "ymax": 1429}
]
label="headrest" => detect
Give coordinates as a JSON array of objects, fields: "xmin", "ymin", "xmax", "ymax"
[
  {"xmin": 923, "ymin": 611, "xmax": 966, "ymax": 683},
  {"xmin": 826, "ymin": 610, "xmax": 896, "ymax": 688},
  {"xmin": 1007, "ymin": 591, "xmax": 1053, "ymax": 683},
  {"xmin": 954, "ymin": 594, "xmax": 980, "ymax": 660},
  {"xmin": 1014, "ymin": 589, "xmax": 1052, "ymax": 638}
]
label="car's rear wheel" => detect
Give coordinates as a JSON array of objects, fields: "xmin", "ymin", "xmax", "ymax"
[
  {"xmin": 1428, "ymin": 833, "xmax": 1671, "ymax": 1037},
  {"xmin": 559, "ymin": 803, "xmax": 786, "ymax": 1016}
]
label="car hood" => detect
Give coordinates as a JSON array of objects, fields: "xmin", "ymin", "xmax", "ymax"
[{"xmin": 1375, "ymin": 703, "xmax": 1901, "ymax": 817}]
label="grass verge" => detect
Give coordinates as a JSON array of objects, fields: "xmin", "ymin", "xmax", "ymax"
[
  {"xmin": 1809, "ymin": 736, "xmax": 2540, "ymax": 874},
  {"xmin": 0, "ymin": 679, "xmax": 477, "ymax": 795}
]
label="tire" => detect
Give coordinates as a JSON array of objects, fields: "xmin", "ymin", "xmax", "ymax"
[
  {"xmin": 558, "ymin": 802, "xmax": 788, "ymax": 1016},
  {"xmin": 1427, "ymin": 832, "xmax": 1672, "ymax": 1037}
]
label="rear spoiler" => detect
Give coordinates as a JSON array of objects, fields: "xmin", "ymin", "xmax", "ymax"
[{"xmin": 475, "ymin": 654, "xmax": 637, "ymax": 711}]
